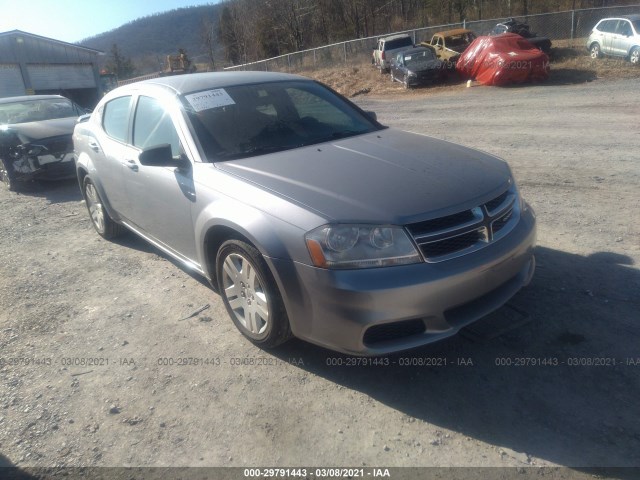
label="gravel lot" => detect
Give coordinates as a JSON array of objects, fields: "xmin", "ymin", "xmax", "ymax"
[{"xmin": 0, "ymin": 77, "xmax": 638, "ymax": 478}]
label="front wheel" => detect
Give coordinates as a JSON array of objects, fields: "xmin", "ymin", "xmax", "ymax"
[
  {"xmin": 83, "ymin": 177, "xmax": 124, "ymax": 239},
  {"xmin": 216, "ymin": 240, "xmax": 292, "ymax": 348},
  {"xmin": 590, "ymin": 43, "xmax": 602, "ymax": 59},
  {"xmin": 0, "ymin": 158, "xmax": 20, "ymax": 192},
  {"xmin": 630, "ymin": 47, "xmax": 639, "ymax": 65}
]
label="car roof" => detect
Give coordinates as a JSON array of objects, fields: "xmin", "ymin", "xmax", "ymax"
[
  {"xmin": 599, "ymin": 15, "xmax": 640, "ymax": 21},
  {"xmin": 132, "ymin": 71, "xmax": 310, "ymax": 96},
  {"xmin": 380, "ymin": 33, "xmax": 412, "ymax": 42},
  {"xmin": 433, "ymin": 28, "xmax": 474, "ymax": 37},
  {"xmin": 0, "ymin": 95, "xmax": 68, "ymax": 104},
  {"xmin": 401, "ymin": 46, "xmax": 435, "ymax": 56}
]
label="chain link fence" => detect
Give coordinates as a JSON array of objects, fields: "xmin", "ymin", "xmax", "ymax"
[{"xmin": 224, "ymin": 4, "xmax": 640, "ymax": 73}]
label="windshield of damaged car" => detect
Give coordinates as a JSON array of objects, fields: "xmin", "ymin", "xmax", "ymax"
[
  {"xmin": 181, "ymin": 81, "xmax": 381, "ymax": 161},
  {"xmin": 0, "ymin": 99, "xmax": 79, "ymax": 124},
  {"xmin": 404, "ymin": 49, "xmax": 437, "ymax": 68}
]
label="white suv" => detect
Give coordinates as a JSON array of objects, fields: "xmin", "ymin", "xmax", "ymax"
[
  {"xmin": 372, "ymin": 34, "xmax": 414, "ymax": 72},
  {"xmin": 587, "ymin": 15, "xmax": 640, "ymax": 64}
]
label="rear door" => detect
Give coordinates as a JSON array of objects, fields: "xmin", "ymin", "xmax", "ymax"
[
  {"xmin": 599, "ymin": 20, "xmax": 617, "ymax": 54},
  {"xmin": 93, "ymin": 95, "xmax": 133, "ymax": 215}
]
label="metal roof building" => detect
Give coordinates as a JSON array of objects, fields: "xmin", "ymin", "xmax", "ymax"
[{"xmin": 0, "ymin": 30, "xmax": 104, "ymax": 108}]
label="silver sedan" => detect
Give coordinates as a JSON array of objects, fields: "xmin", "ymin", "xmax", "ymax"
[{"xmin": 73, "ymin": 72, "xmax": 536, "ymax": 355}]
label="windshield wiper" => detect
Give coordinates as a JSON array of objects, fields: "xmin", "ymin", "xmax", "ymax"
[
  {"xmin": 215, "ymin": 144, "xmax": 303, "ymax": 161},
  {"xmin": 313, "ymin": 130, "xmax": 366, "ymax": 144}
]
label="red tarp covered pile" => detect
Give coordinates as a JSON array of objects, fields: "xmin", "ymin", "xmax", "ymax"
[{"xmin": 456, "ymin": 33, "xmax": 550, "ymax": 86}]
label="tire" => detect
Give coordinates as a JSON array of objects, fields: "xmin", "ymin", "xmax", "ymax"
[
  {"xmin": 390, "ymin": 71, "xmax": 395, "ymax": 82},
  {"xmin": 216, "ymin": 239, "xmax": 292, "ymax": 348},
  {"xmin": 590, "ymin": 43, "xmax": 602, "ymax": 59},
  {"xmin": 83, "ymin": 177, "xmax": 124, "ymax": 239},
  {"xmin": 630, "ymin": 47, "xmax": 639, "ymax": 65},
  {"xmin": 0, "ymin": 158, "xmax": 21, "ymax": 192}
]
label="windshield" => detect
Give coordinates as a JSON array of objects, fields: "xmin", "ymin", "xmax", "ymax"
[
  {"xmin": 404, "ymin": 49, "xmax": 437, "ymax": 68},
  {"xmin": 0, "ymin": 98, "xmax": 80, "ymax": 124},
  {"xmin": 182, "ymin": 80, "xmax": 381, "ymax": 161}
]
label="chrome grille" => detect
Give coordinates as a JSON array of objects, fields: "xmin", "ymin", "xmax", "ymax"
[{"xmin": 407, "ymin": 188, "xmax": 519, "ymax": 263}]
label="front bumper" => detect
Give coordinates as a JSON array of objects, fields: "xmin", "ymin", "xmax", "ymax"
[
  {"xmin": 8, "ymin": 152, "xmax": 76, "ymax": 181},
  {"xmin": 268, "ymin": 205, "xmax": 536, "ymax": 355}
]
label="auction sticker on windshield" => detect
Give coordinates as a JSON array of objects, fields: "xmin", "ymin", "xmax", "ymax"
[{"xmin": 185, "ymin": 89, "xmax": 235, "ymax": 112}]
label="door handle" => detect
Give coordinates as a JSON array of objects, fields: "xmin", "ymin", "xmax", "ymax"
[
  {"xmin": 123, "ymin": 159, "xmax": 139, "ymax": 172},
  {"xmin": 89, "ymin": 141, "xmax": 100, "ymax": 152}
]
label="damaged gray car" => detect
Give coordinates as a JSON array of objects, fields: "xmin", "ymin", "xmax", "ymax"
[{"xmin": 0, "ymin": 95, "xmax": 85, "ymax": 191}]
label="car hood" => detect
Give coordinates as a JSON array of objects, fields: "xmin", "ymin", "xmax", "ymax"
[
  {"xmin": 407, "ymin": 60, "xmax": 444, "ymax": 73},
  {"xmin": 216, "ymin": 129, "xmax": 511, "ymax": 225},
  {"xmin": 2, "ymin": 117, "xmax": 76, "ymax": 144}
]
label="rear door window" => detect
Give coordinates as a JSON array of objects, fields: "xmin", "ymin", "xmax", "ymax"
[
  {"xmin": 102, "ymin": 96, "xmax": 132, "ymax": 142},
  {"xmin": 599, "ymin": 20, "xmax": 617, "ymax": 33}
]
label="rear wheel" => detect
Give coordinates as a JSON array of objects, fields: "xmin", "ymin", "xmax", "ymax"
[
  {"xmin": 590, "ymin": 43, "xmax": 602, "ymax": 59},
  {"xmin": 216, "ymin": 239, "xmax": 292, "ymax": 348},
  {"xmin": 83, "ymin": 177, "xmax": 124, "ymax": 239},
  {"xmin": 630, "ymin": 47, "xmax": 639, "ymax": 65}
]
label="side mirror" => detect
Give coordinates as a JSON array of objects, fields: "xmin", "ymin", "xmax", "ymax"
[
  {"xmin": 76, "ymin": 113, "xmax": 91, "ymax": 124},
  {"xmin": 365, "ymin": 111, "xmax": 377, "ymax": 122},
  {"xmin": 139, "ymin": 144, "xmax": 190, "ymax": 170}
]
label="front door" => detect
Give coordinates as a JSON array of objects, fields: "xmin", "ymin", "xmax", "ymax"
[{"xmin": 122, "ymin": 95, "xmax": 197, "ymax": 263}]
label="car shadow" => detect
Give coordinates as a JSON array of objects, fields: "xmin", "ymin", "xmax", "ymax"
[
  {"xmin": 271, "ymin": 246, "xmax": 640, "ymax": 472},
  {"xmin": 0, "ymin": 452, "xmax": 37, "ymax": 479},
  {"xmin": 14, "ymin": 178, "xmax": 82, "ymax": 204},
  {"xmin": 111, "ymin": 232, "xmax": 212, "ymax": 289},
  {"xmin": 547, "ymin": 68, "xmax": 597, "ymax": 85}
]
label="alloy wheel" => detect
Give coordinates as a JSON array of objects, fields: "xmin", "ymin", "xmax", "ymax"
[
  {"xmin": 85, "ymin": 182, "xmax": 105, "ymax": 233},
  {"xmin": 221, "ymin": 252, "xmax": 270, "ymax": 336}
]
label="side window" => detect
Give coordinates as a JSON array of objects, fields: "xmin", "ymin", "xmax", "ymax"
[
  {"xmin": 617, "ymin": 20, "xmax": 632, "ymax": 36},
  {"xmin": 132, "ymin": 96, "xmax": 182, "ymax": 157},
  {"xmin": 102, "ymin": 96, "xmax": 131, "ymax": 142},
  {"xmin": 600, "ymin": 20, "xmax": 616, "ymax": 33}
]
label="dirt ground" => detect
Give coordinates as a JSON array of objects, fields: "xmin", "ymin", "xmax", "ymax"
[{"xmin": 0, "ymin": 68, "xmax": 639, "ymax": 478}]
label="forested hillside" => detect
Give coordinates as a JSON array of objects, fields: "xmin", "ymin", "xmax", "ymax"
[
  {"xmin": 77, "ymin": 0, "xmax": 638, "ymax": 75},
  {"xmin": 79, "ymin": 4, "xmax": 221, "ymax": 74}
]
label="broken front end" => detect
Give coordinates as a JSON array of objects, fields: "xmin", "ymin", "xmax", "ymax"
[{"xmin": 1, "ymin": 134, "xmax": 76, "ymax": 190}]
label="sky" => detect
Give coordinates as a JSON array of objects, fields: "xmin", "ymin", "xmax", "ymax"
[{"xmin": 0, "ymin": 0, "xmax": 220, "ymax": 43}]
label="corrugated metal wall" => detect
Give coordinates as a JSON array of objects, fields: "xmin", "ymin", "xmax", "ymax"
[
  {"xmin": 0, "ymin": 64, "xmax": 25, "ymax": 97},
  {"xmin": 0, "ymin": 31, "xmax": 101, "ymax": 100},
  {"xmin": 28, "ymin": 64, "xmax": 96, "ymax": 89}
]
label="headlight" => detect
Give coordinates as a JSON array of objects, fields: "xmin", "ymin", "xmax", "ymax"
[
  {"xmin": 407, "ymin": 71, "xmax": 416, "ymax": 77},
  {"xmin": 305, "ymin": 224, "xmax": 422, "ymax": 269}
]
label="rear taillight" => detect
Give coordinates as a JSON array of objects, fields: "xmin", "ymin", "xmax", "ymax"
[{"xmin": 381, "ymin": 51, "xmax": 385, "ymax": 60}]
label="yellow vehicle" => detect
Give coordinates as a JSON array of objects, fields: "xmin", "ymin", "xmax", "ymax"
[{"xmin": 421, "ymin": 28, "xmax": 477, "ymax": 63}]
